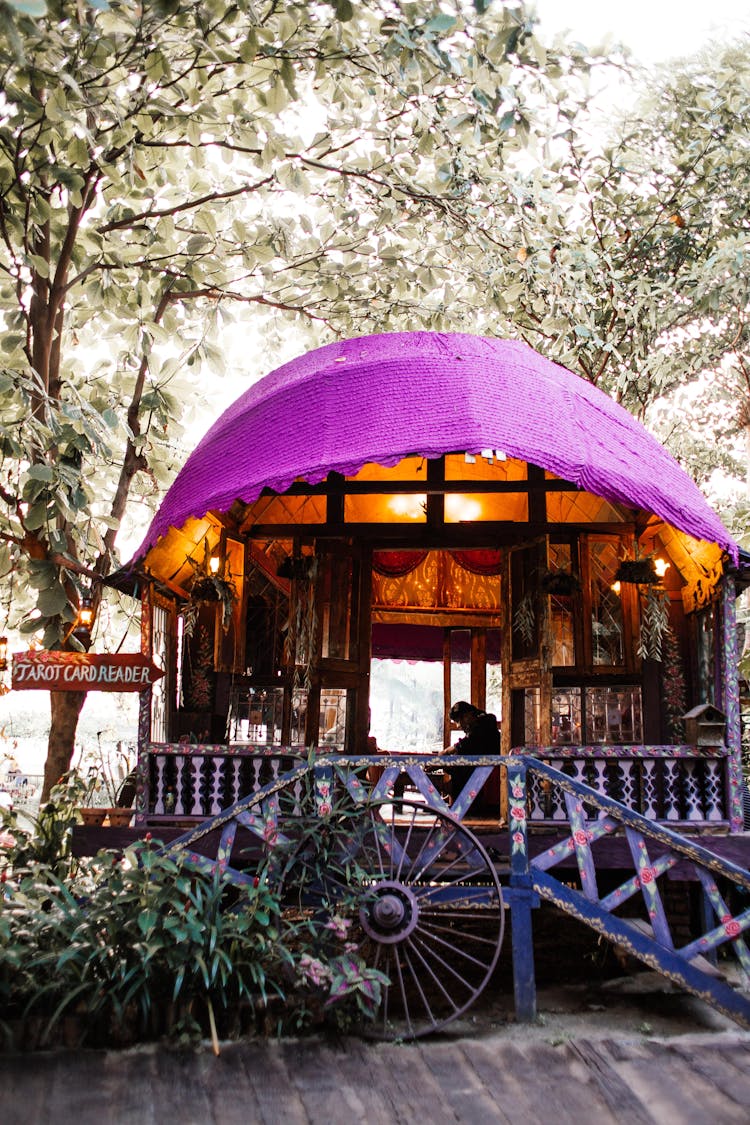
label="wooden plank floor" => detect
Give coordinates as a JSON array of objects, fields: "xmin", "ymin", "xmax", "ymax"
[{"xmin": 2, "ymin": 1032, "xmax": 749, "ymax": 1124}]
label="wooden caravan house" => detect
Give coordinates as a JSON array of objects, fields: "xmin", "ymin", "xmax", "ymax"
[
  {"xmin": 121, "ymin": 331, "xmax": 748, "ymax": 836},
  {"xmin": 95, "ymin": 331, "xmax": 750, "ymax": 1035}
]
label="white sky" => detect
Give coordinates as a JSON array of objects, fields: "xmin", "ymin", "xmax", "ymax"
[{"xmin": 532, "ymin": 0, "xmax": 750, "ymax": 63}]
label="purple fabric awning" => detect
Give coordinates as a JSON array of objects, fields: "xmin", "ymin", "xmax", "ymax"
[{"xmin": 134, "ymin": 332, "xmax": 738, "ymax": 563}]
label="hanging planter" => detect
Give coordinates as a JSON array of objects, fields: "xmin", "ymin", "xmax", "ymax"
[
  {"xmin": 637, "ymin": 584, "xmax": 671, "ymax": 662},
  {"xmin": 184, "ymin": 540, "xmax": 238, "ymax": 636},
  {"xmin": 539, "ymin": 569, "xmax": 581, "ymax": 597},
  {"xmin": 512, "ymin": 568, "xmax": 580, "ymax": 643},
  {"xmin": 614, "ymin": 558, "xmax": 658, "ymax": 585}
]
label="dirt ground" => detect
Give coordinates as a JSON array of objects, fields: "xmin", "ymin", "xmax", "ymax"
[
  {"xmin": 443, "ymin": 902, "xmax": 749, "ymax": 1044},
  {"xmin": 446, "ymin": 972, "xmax": 744, "ymax": 1045}
]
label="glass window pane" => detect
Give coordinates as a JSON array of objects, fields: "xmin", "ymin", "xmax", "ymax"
[
  {"xmin": 229, "ymin": 685, "xmax": 285, "ymax": 745},
  {"xmin": 320, "ymin": 555, "xmax": 353, "ymax": 660},
  {"xmin": 589, "ymin": 539, "xmax": 625, "ymax": 667},
  {"xmin": 320, "ymin": 688, "xmax": 348, "ymax": 749},
  {"xmin": 345, "ymin": 493, "xmax": 427, "ymax": 522},
  {"xmin": 511, "ymin": 544, "xmax": 543, "ymax": 661},
  {"xmin": 551, "ymin": 688, "xmax": 582, "ymax": 745},
  {"xmin": 585, "ymin": 686, "xmax": 642, "ymax": 743},
  {"xmin": 524, "ymin": 687, "xmax": 541, "ymax": 744},
  {"xmin": 370, "ymin": 659, "xmax": 444, "ymax": 754},
  {"xmin": 444, "ymin": 492, "xmax": 528, "ymax": 522},
  {"xmin": 486, "ymin": 628, "xmax": 502, "ymax": 722},
  {"xmin": 548, "ymin": 543, "xmax": 576, "ymax": 666}
]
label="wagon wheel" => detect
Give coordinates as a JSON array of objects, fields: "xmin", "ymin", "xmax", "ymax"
[{"xmin": 279, "ymin": 797, "xmax": 504, "ymax": 1040}]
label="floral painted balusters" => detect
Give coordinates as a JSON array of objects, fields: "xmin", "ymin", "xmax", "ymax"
[
  {"xmin": 231, "ymin": 756, "xmax": 242, "ymax": 806},
  {"xmin": 683, "ymin": 867, "xmax": 750, "ymax": 976},
  {"xmin": 616, "ymin": 757, "xmax": 638, "ymax": 814},
  {"xmin": 207, "ymin": 756, "xmax": 225, "ymax": 815},
  {"xmin": 563, "ymin": 792, "xmax": 599, "ymax": 903},
  {"xmin": 172, "ymin": 753, "xmax": 186, "ymax": 816},
  {"xmin": 625, "ymin": 829, "xmax": 674, "ymax": 947},
  {"xmin": 153, "ymin": 753, "xmax": 167, "ymax": 815},
  {"xmin": 547, "ymin": 758, "xmax": 567, "ymax": 820},
  {"xmin": 663, "ymin": 757, "xmax": 682, "ymax": 821},
  {"xmin": 682, "ymin": 758, "xmax": 705, "ymax": 822},
  {"xmin": 641, "ymin": 757, "xmax": 659, "ymax": 820},
  {"xmin": 703, "ymin": 757, "xmax": 726, "ymax": 822},
  {"xmin": 190, "ymin": 755, "xmax": 207, "ymax": 816},
  {"xmin": 526, "ymin": 769, "xmax": 548, "ymax": 820},
  {"xmin": 592, "ymin": 759, "xmax": 610, "ymax": 818}
]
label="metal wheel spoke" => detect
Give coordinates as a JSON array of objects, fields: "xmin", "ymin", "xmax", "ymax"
[
  {"xmin": 410, "ymin": 932, "xmax": 482, "ymax": 995},
  {"xmin": 416, "ymin": 920, "xmax": 496, "ymax": 969},
  {"xmin": 406, "ymin": 823, "xmax": 462, "ymax": 884},
  {"xmin": 393, "ymin": 946, "xmax": 415, "ymax": 1039},
  {"xmin": 400, "ymin": 943, "xmax": 441, "ymax": 1027},
  {"xmin": 413, "ymin": 864, "xmax": 487, "ymax": 901},
  {"xmin": 365, "ymin": 808, "xmax": 390, "ymax": 878},
  {"xmin": 416, "ymin": 918, "xmax": 501, "ymax": 948},
  {"xmin": 404, "ymin": 936, "xmax": 461, "ymax": 1011},
  {"xmin": 394, "ymin": 802, "xmax": 419, "ymax": 882}
]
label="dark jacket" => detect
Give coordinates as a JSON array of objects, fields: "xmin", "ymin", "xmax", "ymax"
[{"xmin": 454, "ymin": 711, "xmax": 500, "ymax": 756}]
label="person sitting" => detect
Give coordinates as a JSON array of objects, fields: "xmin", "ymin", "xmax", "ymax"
[{"xmin": 440, "ymin": 700, "xmax": 500, "ymax": 810}]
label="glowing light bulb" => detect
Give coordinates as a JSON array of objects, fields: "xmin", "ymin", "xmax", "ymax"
[
  {"xmin": 445, "ymin": 495, "xmax": 482, "ymax": 522},
  {"xmin": 654, "ymin": 558, "xmax": 670, "ymax": 578},
  {"xmin": 209, "ymin": 554, "xmax": 221, "ymax": 575},
  {"xmin": 389, "ymin": 494, "xmax": 426, "ymax": 519}
]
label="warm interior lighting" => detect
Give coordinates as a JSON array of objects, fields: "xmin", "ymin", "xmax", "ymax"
[
  {"xmin": 389, "ymin": 494, "xmax": 426, "ymax": 519},
  {"xmin": 208, "ymin": 553, "xmax": 221, "ymax": 575},
  {"xmin": 77, "ymin": 597, "xmax": 94, "ymax": 629},
  {"xmin": 445, "ymin": 495, "xmax": 482, "ymax": 522},
  {"xmin": 0, "ymin": 635, "xmax": 7, "ymax": 672},
  {"xmin": 654, "ymin": 558, "xmax": 670, "ymax": 578},
  {"xmin": 611, "ymin": 581, "xmax": 622, "ymax": 596}
]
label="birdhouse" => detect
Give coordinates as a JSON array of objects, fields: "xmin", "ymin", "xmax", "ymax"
[{"xmin": 682, "ymin": 703, "xmax": 726, "ymax": 747}]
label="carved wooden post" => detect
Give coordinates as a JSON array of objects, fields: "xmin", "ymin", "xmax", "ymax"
[
  {"xmin": 507, "ymin": 761, "xmax": 537, "ymax": 1022},
  {"xmin": 720, "ymin": 576, "xmax": 743, "ymax": 832},
  {"xmin": 135, "ymin": 587, "xmax": 153, "ymax": 826}
]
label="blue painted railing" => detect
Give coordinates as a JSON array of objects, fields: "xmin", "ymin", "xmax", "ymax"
[
  {"xmin": 137, "ymin": 742, "xmax": 731, "ymax": 827},
  {"xmin": 157, "ymin": 751, "xmax": 750, "ymax": 1030},
  {"xmin": 508, "ymin": 757, "xmax": 750, "ymax": 1029}
]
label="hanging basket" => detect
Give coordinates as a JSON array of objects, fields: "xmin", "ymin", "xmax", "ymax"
[
  {"xmin": 190, "ymin": 576, "xmax": 221, "ymax": 602},
  {"xmin": 539, "ymin": 569, "xmax": 581, "ymax": 597},
  {"xmin": 614, "ymin": 559, "xmax": 658, "ymax": 585}
]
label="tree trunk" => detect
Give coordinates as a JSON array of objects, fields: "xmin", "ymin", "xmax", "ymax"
[{"xmin": 42, "ymin": 691, "xmax": 87, "ymax": 801}]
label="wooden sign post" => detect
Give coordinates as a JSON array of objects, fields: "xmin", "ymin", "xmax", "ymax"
[{"xmin": 11, "ymin": 651, "xmax": 164, "ymax": 692}]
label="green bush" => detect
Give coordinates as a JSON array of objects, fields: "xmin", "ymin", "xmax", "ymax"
[
  {"xmin": 1, "ymin": 841, "xmax": 286, "ymax": 1048},
  {"xmin": 0, "ymin": 772, "xmax": 391, "ymax": 1050}
]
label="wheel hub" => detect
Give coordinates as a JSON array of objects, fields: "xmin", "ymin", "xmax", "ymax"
[{"xmin": 360, "ymin": 880, "xmax": 419, "ymax": 943}]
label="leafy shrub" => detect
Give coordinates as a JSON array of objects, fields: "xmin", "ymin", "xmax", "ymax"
[
  {"xmin": 0, "ymin": 771, "xmax": 392, "ymax": 1050},
  {"xmin": 1, "ymin": 841, "xmax": 286, "ymax": 1048}
]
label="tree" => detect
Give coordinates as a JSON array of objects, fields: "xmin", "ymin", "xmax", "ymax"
[
  {"xmin": 0, "ymin": 0, "xmax": 596, "ymax": 795},
  {"xmin": 464, "ymin": 40, "xmax": 750, "ymax": 481}
]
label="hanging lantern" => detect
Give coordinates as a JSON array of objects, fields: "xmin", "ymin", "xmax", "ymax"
[{"xmin": 77, "ymin": 596, "xmax": 94, "ymax": 630}]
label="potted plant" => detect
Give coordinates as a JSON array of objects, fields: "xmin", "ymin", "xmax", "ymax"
[
  {"xmin": 614, "ymin": 546, "xmax": 660, "ymax": 585},
  {"xmin": 77, "ymin": 738, "xmax": 137, "ymax": 826},
  {"xmin": 539, "ymin": 568, "xmax": 581, "ymax": 597},
  {"xmin": 184, "ymin": 540, "xmax": 238, "ymax": 635}
]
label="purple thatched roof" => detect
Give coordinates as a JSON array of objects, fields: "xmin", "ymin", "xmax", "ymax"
[{"xmin": 136, "ymin": 332, "xmax": 738, "ymax": 563}]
